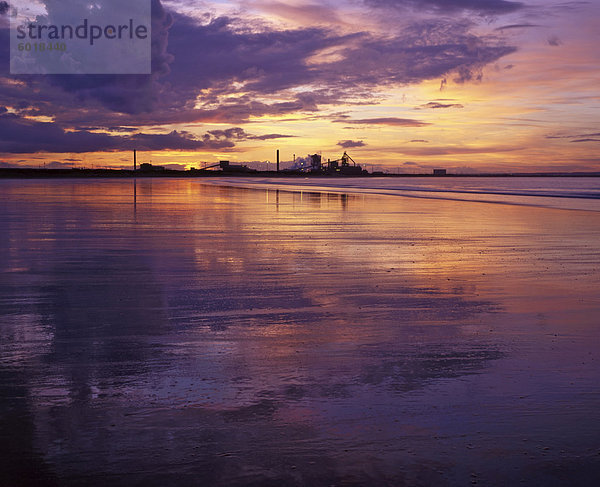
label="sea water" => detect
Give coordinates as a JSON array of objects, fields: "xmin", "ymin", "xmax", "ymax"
[{"xmin": 1, "ymin": 177, "xmax": 599, "ymax": 486}]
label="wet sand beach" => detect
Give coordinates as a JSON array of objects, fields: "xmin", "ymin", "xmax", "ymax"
[{"xmin": 1, "ymin": 178, "xmax": 599, "ymax": 486}]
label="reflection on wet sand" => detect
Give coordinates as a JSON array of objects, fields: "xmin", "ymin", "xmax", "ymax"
[{"xmin": 1, "ymin": 179, "xmax": 599, "ymax": 486}]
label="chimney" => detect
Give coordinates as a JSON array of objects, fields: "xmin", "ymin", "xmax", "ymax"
[
  {"xmin": 277, "ymin": 149, "xmax": 280, "ymax": 173},
  {"xmin": 133, "ymin": 150, "xmax": 137, "ymax": 172}
]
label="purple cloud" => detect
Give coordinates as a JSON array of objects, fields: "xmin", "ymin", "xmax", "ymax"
[
  {"xmin": 547, "ymin": 36, "xmax": 562, "ymax": 47},
  {"xmin": 35, "ymin": 0, "xmax": 175, "ymax": 114},
  {"xmin": 547, "ymin": 132, "xmax": 600, "ymax": 140},
  {"xmin": 418, "ymin": 102, "xmax": 464, "ymax": 109},
  {"xmin": 0, "ymin": 112, "xmax": 252, "ymax": 153},
  {"xmin": 206, "ymin": 128, "xmax": 295, "ymax": 141},
  {"xmin": 495, "ymin": 24, "xmax": 541, "ymax": 31},
  {"xmin": 250, "ymin": 134, "xmax": 297, "ymax": 141},
  {"xmin": 0, "ymin": 1, "xmax": 518, "ymax": 155},
  {"xmin": 335, "ymin": 117, "xmax": 430, "ymax": 127},
  {"xmin": 364, "ymin": 0, "xmax": 523, "ymax": 14},
  {"xmin": 2, "ymin": 10, "xmax": 515, "ymax": 123},
  {"xmin": 338, "ymin": 140, "xmax": 366, "ymax": 148}
]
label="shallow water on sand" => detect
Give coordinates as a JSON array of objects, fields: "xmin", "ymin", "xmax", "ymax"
[
  {"xmin": 201, "ymin": 176, "xmax": 600, "ymax": 212},
  {"xmin": 1, "ymin": 178, "xmax": 599, "ymax": 486}
]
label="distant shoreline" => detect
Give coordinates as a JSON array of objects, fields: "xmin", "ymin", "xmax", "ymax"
[{"xmin": 1, "ymin": 168, "xmax": 599, "ymax": 179}]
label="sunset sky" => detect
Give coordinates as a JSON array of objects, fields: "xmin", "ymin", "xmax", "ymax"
[{"xmin": 1, "ymin": 0, "xmax": 599, "ymax": 173}]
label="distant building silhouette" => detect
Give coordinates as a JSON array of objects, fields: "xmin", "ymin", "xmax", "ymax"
[
  {"xmin": 310, "ymin": 154, "xmax": 322, "ymax": 171},
  {"xmin": 139, "ymin": 163, "xmax": 165, "ymax": 172},
  {"xmin": 219, "ymin": 161, "xmax": 253, "ymax": 173}
]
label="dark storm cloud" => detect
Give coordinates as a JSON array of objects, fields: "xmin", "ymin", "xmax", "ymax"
[
  {"xmin": 337, "ymin": 140, "xmax": 366, "ymax": 148},
  {"xmin": 364, "ymin": 0, "xmax": 524, "ymax": 14},
  {"xmin": 335, "ymin": 117, "xmax": 430, "ymax": 127}
]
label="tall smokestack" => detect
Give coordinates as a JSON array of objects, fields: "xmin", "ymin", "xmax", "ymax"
[
  {"xmin": 133, "ymin": 150, "xmax": 137, "ymax": 172},
  {"xmin": 277, "ymin": 149, "xmax": 280, "ymax": 173}
]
